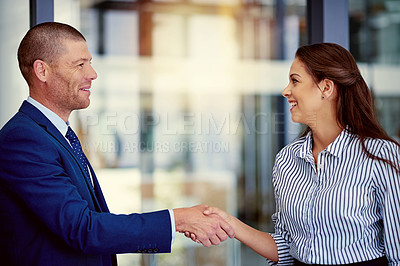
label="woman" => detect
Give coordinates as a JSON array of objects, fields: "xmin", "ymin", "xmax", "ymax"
[{"xmin": 196, "ymin": 43, "xmax": 400, "ymax": 265}]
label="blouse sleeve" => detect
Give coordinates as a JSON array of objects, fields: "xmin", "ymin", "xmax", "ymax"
[
  {"xmin": 267, "ymin": 159, "xmax": 295, "ymax": 266},
  {"xmin": 373, "ymin": 141, "xmax": 400, "ymax": 266},
  {"xmin": 266, "ymin": 231, "xmax": 294, "ymax": 265}
]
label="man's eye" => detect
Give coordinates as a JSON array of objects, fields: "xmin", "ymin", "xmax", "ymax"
[{"xmin": 78, "ymin": 63, "xmax": 84, "ymax": 67}]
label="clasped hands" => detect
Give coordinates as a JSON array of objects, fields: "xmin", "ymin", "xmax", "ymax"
[{"xmin": 173, "ymin": 204, "xmax": 234, "ymax": 247}]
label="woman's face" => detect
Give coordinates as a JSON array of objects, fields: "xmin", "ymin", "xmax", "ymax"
[{"xmin": 282, "ymin": 58, "xmax": 325, "ymax": 126}]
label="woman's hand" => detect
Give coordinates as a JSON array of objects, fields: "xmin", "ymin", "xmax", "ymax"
[{"xmin": 184, "ymin": 205, "xmax": 278, "ymax": 261}]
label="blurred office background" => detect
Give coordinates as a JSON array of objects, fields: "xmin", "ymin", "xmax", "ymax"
[{"xmin": 0, "ymin": 0, "xmax": 399, "ymax": 265}]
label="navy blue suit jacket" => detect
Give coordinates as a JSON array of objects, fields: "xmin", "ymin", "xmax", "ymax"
[{"xmin": 0, "ymin": 101, "xmax": 172, "ymax": 266}]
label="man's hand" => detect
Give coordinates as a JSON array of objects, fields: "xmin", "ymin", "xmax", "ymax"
[
  {"xmin": 184, "ymin": 206, "xmax": 235, "ymax": 244},
  {"xmin": 173, "ymin": 205, "xmax": 235, "ymax": 247},
  {"xmin": 203, "ymin": 206, "xmax": 233, "ymax": 224}
]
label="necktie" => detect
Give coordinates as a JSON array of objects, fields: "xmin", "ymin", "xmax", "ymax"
[{"xmin": 65, "ymin": 126, "xmax": 92, "ymax": 185}]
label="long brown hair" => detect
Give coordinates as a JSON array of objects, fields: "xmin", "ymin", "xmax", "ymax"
[{"xmin": 296, "ymin": 42, "xmax": 399, "ymax": 172}]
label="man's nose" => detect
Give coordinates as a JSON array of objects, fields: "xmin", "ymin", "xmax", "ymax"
[{"xmin": 88, "ymin": 65, "xmax": 97, "ymax": 80}]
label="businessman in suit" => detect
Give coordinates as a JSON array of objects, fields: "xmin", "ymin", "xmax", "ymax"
[{"xmin": 0, "ymin": 22, "xmax": 234, "ymax": 266}]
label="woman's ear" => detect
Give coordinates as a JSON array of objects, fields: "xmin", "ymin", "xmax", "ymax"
[
  {"xmin": 32, "ymin": 60, "xmax": 49, "ymax": 82},
  {"xmin": 321, "ymin": 79, "xmax": 336, "ymax": 99}
]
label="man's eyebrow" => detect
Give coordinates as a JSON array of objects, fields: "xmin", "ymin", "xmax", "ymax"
[{"xmin": 71, "ymin": 58, "xmax": 92, "ymax": 64}]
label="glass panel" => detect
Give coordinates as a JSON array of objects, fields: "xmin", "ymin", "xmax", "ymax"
[
  {"xmin": 52, "ymin": 0, "xmax": 306, "ymax": 265},
  {"xmin": 188, "ymin": 15, "xmax": 238, "ymax": 59},
  {"xmin": 104, "ymin": 11, "xmax": 139, "ymax": 56},
  {"xmin": 349, "ymin": 0, "xmax": 400, "ymax": 140},
  {"xmin": 189, "ymin": 0, "xmax": 240, "ymax": 5},
  {"xmin": 0, "ymin": 0, "xmax": 29, "ymax": 127},
  {"xmin": 153, "ymin": 14, "xmax": 185, "ymax": 57}
]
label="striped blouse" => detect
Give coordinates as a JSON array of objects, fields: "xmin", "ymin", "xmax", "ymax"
[{"xmin": 268, "ymin": 128, "xmax": 400, "ymax": 265}]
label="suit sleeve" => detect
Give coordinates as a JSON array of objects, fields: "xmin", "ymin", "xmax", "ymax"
[{"xmin": 0, "ymin": 123, "xmax": 172, "ymax": 254}]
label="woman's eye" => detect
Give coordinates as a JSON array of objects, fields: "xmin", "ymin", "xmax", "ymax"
[{"xmin": 291, "ymin": 78, "xmax": 298, "ymax": 84}]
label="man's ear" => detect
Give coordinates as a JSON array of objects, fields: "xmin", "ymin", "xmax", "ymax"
[
  {"xmin": 32, "ymin": 60, "xmax": 49, "ymax": 82},
  {"xmin": 321, "ymin": 79, "xmax": 336, "ymax": 99}
]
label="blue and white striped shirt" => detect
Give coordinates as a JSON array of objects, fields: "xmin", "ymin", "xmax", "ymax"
[{"xmin": 268, "ymin": 128, "xmax": 400, "ymax": 265}]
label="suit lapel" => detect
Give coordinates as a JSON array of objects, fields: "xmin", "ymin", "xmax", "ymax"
[
  {"xmin": 19, "ymin": 101, "xmax": 72, "ymax": 152},
  {"xmin": 19, "ymin": 101, "xmax": 104, "ymax": 211}
]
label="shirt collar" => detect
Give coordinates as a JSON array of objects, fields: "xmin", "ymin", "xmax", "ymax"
[
  {"xmin": 297, "ymin": 127, "xmax": 353, "ymax": 159},
  {"xmin": 27, "ymin": 97, "xmax": 69, "ymax": 137},
  {"xmin": 325, "ymin": 127, "xmax": 353, "ymax": 157},
  {"xmin": 298, "ymin": 131, "xmax": 313, "ymax": 159}
]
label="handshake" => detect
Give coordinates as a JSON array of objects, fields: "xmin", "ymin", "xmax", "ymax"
[
  {"xmin": 173, "ymin": 204, "xmax": 279, "ymax": 262},
  {"xmin": 173, "ymin": 204, "xmax": 235, "ymax": 247}
]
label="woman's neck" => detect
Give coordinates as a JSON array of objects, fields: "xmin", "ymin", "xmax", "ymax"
[{"xmin": 310, "ymin": 119, "xmax": 342, "ymax": 163}]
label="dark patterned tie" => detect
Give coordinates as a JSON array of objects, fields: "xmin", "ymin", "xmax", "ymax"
[{"xmin": 65, "ymin": 126, "xmax": 91, "ymax": 185}]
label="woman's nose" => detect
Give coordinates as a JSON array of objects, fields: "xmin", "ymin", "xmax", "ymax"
[{"xmin": 282, "ymin": 85, "xmax": 291, "ymax": 98}]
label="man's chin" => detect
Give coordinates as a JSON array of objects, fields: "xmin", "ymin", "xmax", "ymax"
[{"xmin": 74, "ymin": 100, "xmax": 90, "ymax": 111}]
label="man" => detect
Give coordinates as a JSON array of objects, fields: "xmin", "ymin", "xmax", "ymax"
[{"xmin": 0, "ymin": 22, "xmax": 234, "ymax": 266}]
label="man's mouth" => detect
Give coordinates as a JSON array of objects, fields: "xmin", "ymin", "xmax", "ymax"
[{"xmin": 80, "ymin": 85, "xmax": 91, "ymax": 93}]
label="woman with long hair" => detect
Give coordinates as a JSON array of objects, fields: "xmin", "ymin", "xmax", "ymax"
[{"xmin": 197, "ymin": 43, "xmax": 400, "ymax": 265}]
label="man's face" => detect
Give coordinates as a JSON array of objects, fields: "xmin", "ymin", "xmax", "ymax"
[{"xmin": 46, "ymin": 39, "xmax": 97, "ymax": 116}]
